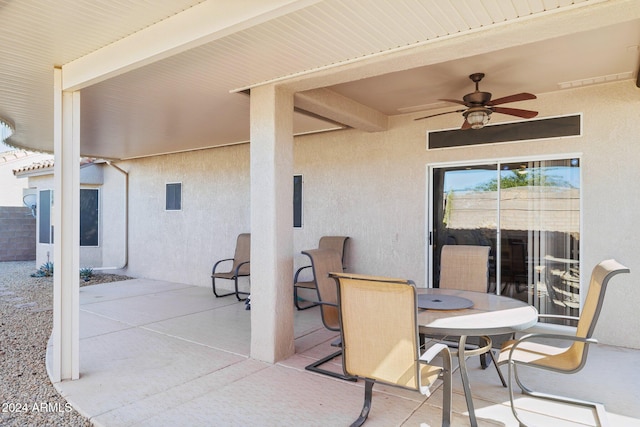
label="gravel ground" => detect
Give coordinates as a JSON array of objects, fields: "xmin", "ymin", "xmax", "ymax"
[{"xmin": 0, "ymin": 261, "xmax": 131, "ymax": 427}]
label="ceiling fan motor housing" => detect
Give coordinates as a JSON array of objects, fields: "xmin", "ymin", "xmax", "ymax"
[
  {"xmin": 463, "ymin": 91, "xmax": 492, "ymax": 106},
  {"xmin": 463, "ymin": 106, "xmax": 492, "ymax": 117}
]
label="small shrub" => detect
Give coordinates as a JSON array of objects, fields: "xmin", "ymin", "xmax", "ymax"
[
  {"xmin": 80, "ymin": 267, "xmax": 94, "ymax": 281},
  {"xmin": 31, "ymin": 261, "xmax": 54, "ymax": 277}
]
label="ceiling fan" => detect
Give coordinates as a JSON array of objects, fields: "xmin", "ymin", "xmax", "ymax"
[{"xmin": 415, "ymin": 73, "xmax": 538, "ymax": 129}]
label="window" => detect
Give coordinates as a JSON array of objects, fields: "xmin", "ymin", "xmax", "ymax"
[
  {"xmin": 38, "ymin": 189, "xmax": 100, "ymax": 246},
  {"xmin": 38, "ymin": 190, "xmax": 52, "ymax": 244},
  {"xmin": 428, "ymin": 114, "xmax": 581, "ymax": 149},
  {"xmin": 293, "ymin": 175, "xmax": 303, "ymax": 228},
  {"xmin": 166, "ymin": 183, "xmax": 182, "ymax": 211},
  {"xmin": 429, "ymin": 157, "xmax": 580, "ymax": 319},
  {"xmin": 80, "ymin": 189, "xmax": 99, "ymax": 247}
]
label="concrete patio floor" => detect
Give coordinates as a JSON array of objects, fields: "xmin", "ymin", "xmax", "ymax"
[{"xmin": 49, "ymin": 278, "xmax": 640, "ymax": 427}]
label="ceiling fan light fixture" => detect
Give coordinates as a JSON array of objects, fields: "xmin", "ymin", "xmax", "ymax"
[{"xmin": 464, "ymin": 109, "xmax": 490, "ymax": 129}]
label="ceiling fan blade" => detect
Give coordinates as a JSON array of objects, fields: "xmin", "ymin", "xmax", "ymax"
[
  {"xmin": 487, "ymin": 93, "xmax": 536, "ymax": 106},
  {"xmin": 461, "ymin": 119, "xmax": 472, "ymax": 130},
  {"xmin": 414, "ymin": 109, "xmax": 465, "ymax": 121},
  {"xmin": 492, "ymin": 106, "xmax": 538, "ymax": 119},
  {"xmin": 439, "ymin": 98, "xmax": 468, "ymax": 106}
]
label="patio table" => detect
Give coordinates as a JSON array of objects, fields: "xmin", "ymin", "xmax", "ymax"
[{"xmin": 417, "ymin": 288, "xmax": 538, "ymax": 427}]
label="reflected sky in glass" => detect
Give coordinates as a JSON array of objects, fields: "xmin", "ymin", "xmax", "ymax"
[{"xmin": 444, "ymin": 162, "xmax": 580, "ymax": 192}]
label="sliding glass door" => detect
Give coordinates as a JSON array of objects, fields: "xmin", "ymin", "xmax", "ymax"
[{"xmin": 428, "ymin": 157, "xmax": 581, "ymax": 317}]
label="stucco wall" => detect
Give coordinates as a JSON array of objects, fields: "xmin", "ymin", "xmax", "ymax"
[
  {"xmin": 293, "ymin": 118, "xmax": 427, "ymax": 281},
  {"xmin": 119, "ymin": 80, "xmax": 638, "ymax": 348},
  {"xmin": 122, "ymin": 145, "xmax": 251, "ymax": 288},
  {"xmin": 99, "ymin": 164, "xmax": 127, "ymax": 269}
]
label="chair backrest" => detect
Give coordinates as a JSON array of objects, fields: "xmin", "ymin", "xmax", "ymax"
[
  {"xmin": 331, "ymin": 273, "xmax": 423, "ymax": 390},
  {"xmin": 509, "ymin": 240, "xmax": 527, "ymax": 274},
  {"xmin": 571, "ymin": 259, "xmax": 630, "ymax": 350},
  {"xmin": 301, "ymin": 249, "xmax": 344, "ymax": 331},
  {"xmin": 232, "ymin": 233, "xmax": 251, "ymax": 275},
  {"xmin": 318, "ymin": 236, "xmax": 349, "ymax": 265},
  {"xmin": 439, "ymin": 245, "xmax": 490, "ymax": 292}
]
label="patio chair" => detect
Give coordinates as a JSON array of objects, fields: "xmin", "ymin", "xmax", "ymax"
[
  {"xmin": 497, "ymin": 259, "xmax": 629, "ymax": 427},
  {"xmin": 211, "ymin": 233, "xmax": 250, "ymax": 301},
  {"xmin": 294, "ymin": 236, "xmax": 349, "ymax": 310},
  {"xmin": 502, "ymin": 239, "xmax": 528, "ymax": 296},
  {"xmin": 434, "ymin": 244, "xmax": 507, "ymax": 386},
  {"xmin": 330, "ymin": 272, "xmax": 452, "ymax": 427},
  {"xmin": 302, "ymin": 248, "xmax": 354, "ymax": 381}
]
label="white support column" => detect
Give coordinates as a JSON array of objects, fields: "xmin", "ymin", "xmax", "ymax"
[
  {"xmin": 51, "ymin": 68, "xmax": 81, "ymax": 382},
  {"xmin": 249, "ymin": 84, "xmax": 295, "ymax": 363}
]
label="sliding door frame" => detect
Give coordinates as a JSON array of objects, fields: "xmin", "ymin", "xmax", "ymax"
[{"xmin": 426, "ymin": 153, "xmax": 583, "ymax": 306}]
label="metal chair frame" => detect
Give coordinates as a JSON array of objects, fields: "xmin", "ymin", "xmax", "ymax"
[
  {"xmin": 432, "ymin": 245, "xmax": 507, "ymax": 387},
  {"xmin": 499, "ymin": 259, "xmax": 629, "ymax": 427},
  {"xmin": 294, "ymin": 236, "xmax": 349, "ymax": 310},
  {"xmin": 211, "ymin": 233, "xmax": 251, "ymax": 301},
  {"xmin": 302, "ymin": 248, "xmax": 355, "ymax": 381}
]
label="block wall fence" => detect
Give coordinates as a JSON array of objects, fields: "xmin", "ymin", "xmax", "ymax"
[{"xmin": 0, "ymin": 206, "xmax": 35, "ymax": 261}]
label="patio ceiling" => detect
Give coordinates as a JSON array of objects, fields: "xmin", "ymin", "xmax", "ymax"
[{"xmin": 1, "ymin": 0, "xmax": 639, "ymax": 160}]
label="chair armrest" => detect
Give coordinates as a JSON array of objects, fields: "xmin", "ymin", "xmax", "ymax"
[
  {"xmin": 507, "ymin": 333, "xmax": 598, "ymax": 363},
  {"xmin": 515, "ymin": 332, "xmax": 597, "ymax": 345},
  {"xmin": 294, "ymin": 265, "xmax": 312, "ymax": 282},
  {"xmin": 234, "ymin": 261, "xmax": 250, "ymax": 276},
  {"xmin": 419, "ymin": 343, "xmax": 452, "ymax": 390},
  {"xmin": 317, "ymin": 301, "xmax": 337, "ymax": 308},
  {"xmin": 521, "ymin": 314, "xmax": 579, "ymax": 336},
  {"xmin": 524, "ymin": 322, "xmax": 576, "ymax": 336},
  {"xmin": 212, "ymin": 258, "xmax": 234, "ymax": 273},
  {"xmin": 537, "ymin": 314, "xmax": 580, "ymax": 323},
  {"xmin": 420, "ymin": 342, "xmax": 449, "ymax": 364}
]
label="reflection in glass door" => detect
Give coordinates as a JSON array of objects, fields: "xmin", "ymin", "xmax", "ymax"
[
  {"xmin": 429, "ymin": 158, "xmax": 581, "ymax": 318},
  {"xmin": 431, "ymin": 164, "xmax": 498, "ymax": 289}
]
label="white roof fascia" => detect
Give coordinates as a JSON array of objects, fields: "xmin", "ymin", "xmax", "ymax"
[{"xmin": 61, "ymin": 0, "xmax": 320, "ymax": 91}]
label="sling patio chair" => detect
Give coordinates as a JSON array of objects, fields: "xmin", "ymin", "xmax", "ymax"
[
  {"xmin": 211, "ymin": 233, "xmax": 250, "ymax": 301},
  {"xmin": 294, "ymin": 236, "xmax": 349, "ymax": 310},
  {"xmin": 330, "ymin": 272, "xmax": 452, "ymax": 427},
  {"xmin": 497, "ymin": 259, "xmax": 629, "ymax": 427},
  {"xmin": 431, "ymin": 244, "xmax": 507, "ymax": 387},
  {"xmin": 502, "ymin": 239, "xmax": 528, "ymax": 296},
  {"xmin": 301, "ymin": 248, "xmax": 354, "ymax": 381}
]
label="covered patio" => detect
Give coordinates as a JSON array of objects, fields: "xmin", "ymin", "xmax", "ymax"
[
  {"xmin": 51, "ymin": 278, "xmax": 640, "ymax": 426},
  {"xmin": 1, "ymin": 1, "xmax": 638, "ymax": 425}
]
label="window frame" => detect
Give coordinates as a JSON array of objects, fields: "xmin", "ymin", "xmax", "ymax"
[
  {"xmin": 80, "ymin": 188, "xmax": 100, "ymax": 247},
  {"xmin": 165, "ymin": 182, "xmax": 182, "ymax": 211},
  {"xmin": 38, "ymin": 189, "xmax": 53, "ymax": 244},
  {"xmin": 293, "ymin": 174, "xmax": 303, "ymax": 228},
  {"xmin": 427, "ymin": 153, "xmax": 582, "ymax": 312}
]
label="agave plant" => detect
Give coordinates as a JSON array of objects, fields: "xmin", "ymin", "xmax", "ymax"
[
  {"xmin": 80, "ymin": 267, "xmax": 94, "ymax": 281},
  {"xmin": 30, "ymin": 261, "xmax": 54, "ymax": 277}
]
